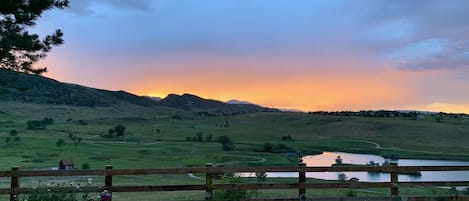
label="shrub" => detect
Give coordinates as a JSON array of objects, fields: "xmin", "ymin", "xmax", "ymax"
[
  {"xmin": 56, "ymin": 139, "xmax": 66, "ymax": 148},
  {"xmin": 172, "ymin": 114, "xmax": 182, "ymax": 119},
  {"xmin": 26, "ymin": 120, "xmax": 46, "ymax": 130},
  {"xmin": 222, "ymin": 141, "xmax": 235, "ymax": 151},
  {"xmin": 195, "ymin": 132, "xmax": 204, "ymax": 142},
  {"xmin": 217, "ymin": 135, "xmax": 235, "ymax": 151},
  {"xmin": 41, "ymin": 117, "xmax": 54, "ymax": 125},
  {"xmin": 78, "ymin": 120, "xmax": 87, "ymax": 126},
  {"xmin": 346, "ymin": 189, "xmax": 357, "ymax": 197},
  {"xmin": 82, "ymin": 162, "xmax": 90, "ymax": 169},
  {"xmin": 10, "ymin": 129, "xmax": 18, "ymax": 136},
  {"xmin": 261, "ymin": 143, "xmax": 275, "ymax": 152},
  {"xmin": 217, "ymin": 135, "xmax": 232, "ymax": 145},
  {"xmin": 205, "ymin": 133, "xmax": 213, "ymax": 142},
  {"xmin": 256, "ymin": 172, "xmax": 267, "ymax": 182},
  {"xmin": 213, "ymin": 176, "xmax": 255, "ymax": 201},
  {"xmin": 281, "ymin": 135, "xmax": 293, "ymax": 141}
]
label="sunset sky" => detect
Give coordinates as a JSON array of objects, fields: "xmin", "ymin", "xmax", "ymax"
[{"xmin": 36, "ymin": 0, "xmax": 469, "ymax": 112}]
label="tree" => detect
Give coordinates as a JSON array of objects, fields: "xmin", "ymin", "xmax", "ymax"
[
  {"xmin": 56, "ymin": 138, "xmax": 66, "ymax": 148},
  {"xmin": 0, "ymin": 0, "xmax": 69, "ymax": 74},
  {"xmin": 114, "ymin": 125, "xmax": 126, "ymax": 136},
  {"xmin": 195, "ymin": 132, "xmax": 204, "ymax": 142},
  {"xmin": 10, "ymin": 130, "xmax": 18, "ymax": 136},
  {"xmin": 338, "ymin": 173, "xmax": 347, "ymax": 181}
]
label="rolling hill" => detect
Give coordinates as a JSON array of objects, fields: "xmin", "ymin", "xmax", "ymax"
[{"xmin": 0, "ymin": 69, "xmax": 158, "ymax": 107}]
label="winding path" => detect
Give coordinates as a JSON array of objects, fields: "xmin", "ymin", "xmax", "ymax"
[{"xmin": 342, "ymin": 139, "xmax": 469, "ymax": 156}]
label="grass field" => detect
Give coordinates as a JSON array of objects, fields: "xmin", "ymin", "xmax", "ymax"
[{"xmin": 1, "ymin": 101, "xmax": 469, "ymax": 199}]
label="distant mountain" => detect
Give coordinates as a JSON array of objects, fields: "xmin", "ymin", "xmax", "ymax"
[
  {"xmin": 226, "ymin": 99, "xmax": 252, "ymax": 105},
  {"xmin": 0, "ymin": 69, "xmax": 157, "ymax": 107},
  {"xmin": 143, "ymin": 96, "xmax": 162, "ymax": 102},
  {"xmin": 158, "ymin": 94, "xmax": 279, "ymax": 115}
]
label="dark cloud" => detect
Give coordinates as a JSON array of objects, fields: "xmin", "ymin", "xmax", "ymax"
[
  {"xmin": 342, "ymin": 0, "xmax": 469, "ymax": 70},
  {"xmin": 395, "ymin": 40, "xmax": 469, "ymax": 71}
]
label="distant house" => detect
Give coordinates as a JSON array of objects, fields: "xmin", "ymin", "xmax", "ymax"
[{"xmin": 59, "ymin": 159, "xmax": 75, "ymax": 170}]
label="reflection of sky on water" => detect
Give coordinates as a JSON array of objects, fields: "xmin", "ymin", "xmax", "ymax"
[{"xmin": 241, "ymin": 152, "xmax": 469, "ymax": 182}]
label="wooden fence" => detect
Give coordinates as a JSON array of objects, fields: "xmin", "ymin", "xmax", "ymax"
[{"xmin": 1, "ymin": 163, "xmax": 469, "ymax": 201}]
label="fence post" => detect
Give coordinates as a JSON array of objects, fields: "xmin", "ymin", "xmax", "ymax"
[
  {"xmin": 105, "ymin": 165, "xmax": 113, "ymax": 191},
  {"xmin": 205, "ymin": 163, "xmax": 213, "ymax": 201},
  {"xmin": 390, "ymin": 162, "xmax": 399, "ymax": 197},
  {"xmin": 298, "ymin": 163, "xmax": 306, "ymax": 201},
  {"xmin": 10, "ymin": 166, "xmax": 19, "ymax": 201}
]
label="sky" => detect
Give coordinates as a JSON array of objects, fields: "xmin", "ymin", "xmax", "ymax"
[{"xmin": 35, "ymin": 0, "xmax": 469, "ymax": 112}]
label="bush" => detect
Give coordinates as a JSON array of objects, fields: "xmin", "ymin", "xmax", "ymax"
[
  {"xmin": 26, "ymin": 120, "xmax": 46, "ymax": 130},
  {"xmin": 82, "ymin": 162, "xmax": 90, "ymax": 169},
  {"xmin": 41, "ymin": 117, "xmax": 54, "ymax": 125},
  {"xmin": 78, "ymin": 120, "xmax": 87, "ymax": 126},
  {"xmin": 217, "ymin": 135, "xmax": 232, "ymax": 145},
  {"xmin": 346, "ymin": 189, "xmax": 357, "ymax": 197},
  {"xmin": 195, "ymin": 132, "xmax": 204, "ymax": 142},
  {"xmin": 222, "ymin": 141, "xmax": 235, "ymax": 151},
  {"xmin": 213, "ymin": 176, "xmax": 255, "ymax": 201},
  {"xmin": 217, "ymin": 135, "xmax": 235, "ymax": 151},
  {"xmin": 281, "ymin": 135, "xmax": 293, "ymax": 141},
  {"xmin": 256, "ymin": 171, "xmax": 267, "ymax": 182},
  {"xmin": 205, "ymin": 133, "xmax": 213, "ymax": 142},
  {"xmin": 261, "ymin": 143, "xmax": 275, "ymax": 152},
  {"xmin": 56, "ymin": 139, "xmax": 66, "ymax": 148},
  {"xmin": 10, "ymin": 129, "xmax": 18, "ymax": 136}
]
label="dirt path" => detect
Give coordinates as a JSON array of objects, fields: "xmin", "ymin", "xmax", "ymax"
[{"xmin": 342, "ymin": 139, "xmax": 469, "ymax": 157}]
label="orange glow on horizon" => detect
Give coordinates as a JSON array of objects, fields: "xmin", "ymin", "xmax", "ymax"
[{"xmin": 44, "ymin": 54, "xmax": 469, "ymax": 114}]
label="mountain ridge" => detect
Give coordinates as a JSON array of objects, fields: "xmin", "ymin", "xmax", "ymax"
[
  {"xmin": 0, "ymin": 69, "xmax": 279, "ymax": 114},
  {"xmin": 157, "ymin": 93, "xmax": 279, "ymax": 115}
]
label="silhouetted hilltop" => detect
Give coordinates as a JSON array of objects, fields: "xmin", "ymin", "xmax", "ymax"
[{"xmin": 158, "ymin": 93, "xmax": 279, "ymax": 115}]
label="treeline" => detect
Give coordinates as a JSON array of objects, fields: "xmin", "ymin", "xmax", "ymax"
[{"xmin": 309, "ymin": 110, "xmax": 468, "ymax": 119}]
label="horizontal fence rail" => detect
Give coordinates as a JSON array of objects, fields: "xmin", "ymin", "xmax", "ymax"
[{"xmin": 0, "ymin": 163, "xmax": 468, "ymax": 201}]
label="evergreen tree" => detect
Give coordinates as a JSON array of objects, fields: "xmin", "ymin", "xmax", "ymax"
[{"xmin": 0, "ymin": 0, "xmax": 69, "ymax": 74}]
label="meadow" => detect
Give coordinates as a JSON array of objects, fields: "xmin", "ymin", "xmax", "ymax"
[{"xmin": 1, "ymin": 102, "xmax": 469, "ymax": 199}]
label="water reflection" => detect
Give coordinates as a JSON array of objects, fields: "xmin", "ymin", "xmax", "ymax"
[{"xmin": 248, "ymin": 152, "xmax": 469, "ymax": 182}]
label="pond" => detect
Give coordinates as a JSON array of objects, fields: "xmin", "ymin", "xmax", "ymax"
[{"xmin": 252, "ymin": 152, "xmax": 469, "ymax": 182}]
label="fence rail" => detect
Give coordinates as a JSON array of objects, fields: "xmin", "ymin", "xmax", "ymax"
[{"xmin": 1, "ymin": 163, "xmax": 469, "ymax": 201}]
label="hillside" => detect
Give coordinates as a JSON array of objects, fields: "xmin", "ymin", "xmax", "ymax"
[
  {"xmin": 158, "ymin": 93, "xmax": 279, "ymax": 115},
  {"xmin": 0, "ymin": 69, "xmax": 157, "ymax": 107},
  {"xmin": 0, "ymin": 70, "xmax": 279, "ymax": 114}
]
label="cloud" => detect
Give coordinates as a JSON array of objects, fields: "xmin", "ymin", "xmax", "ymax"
[
  {"xmin": 389, "ymin": 39, "xmax": 469, "ymax": 70},
  {"xmin": 67, "ymin": 0, "xmax": 154, "ymax": 15},
  {"xmin": 346, "ymin": 0, "xmax": 469, "ymax": 70}
]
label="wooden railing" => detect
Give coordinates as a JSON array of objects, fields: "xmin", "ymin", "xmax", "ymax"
[{"xmin": 1, "ymin": 163, "xmax": 469, "ymax": 201}]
